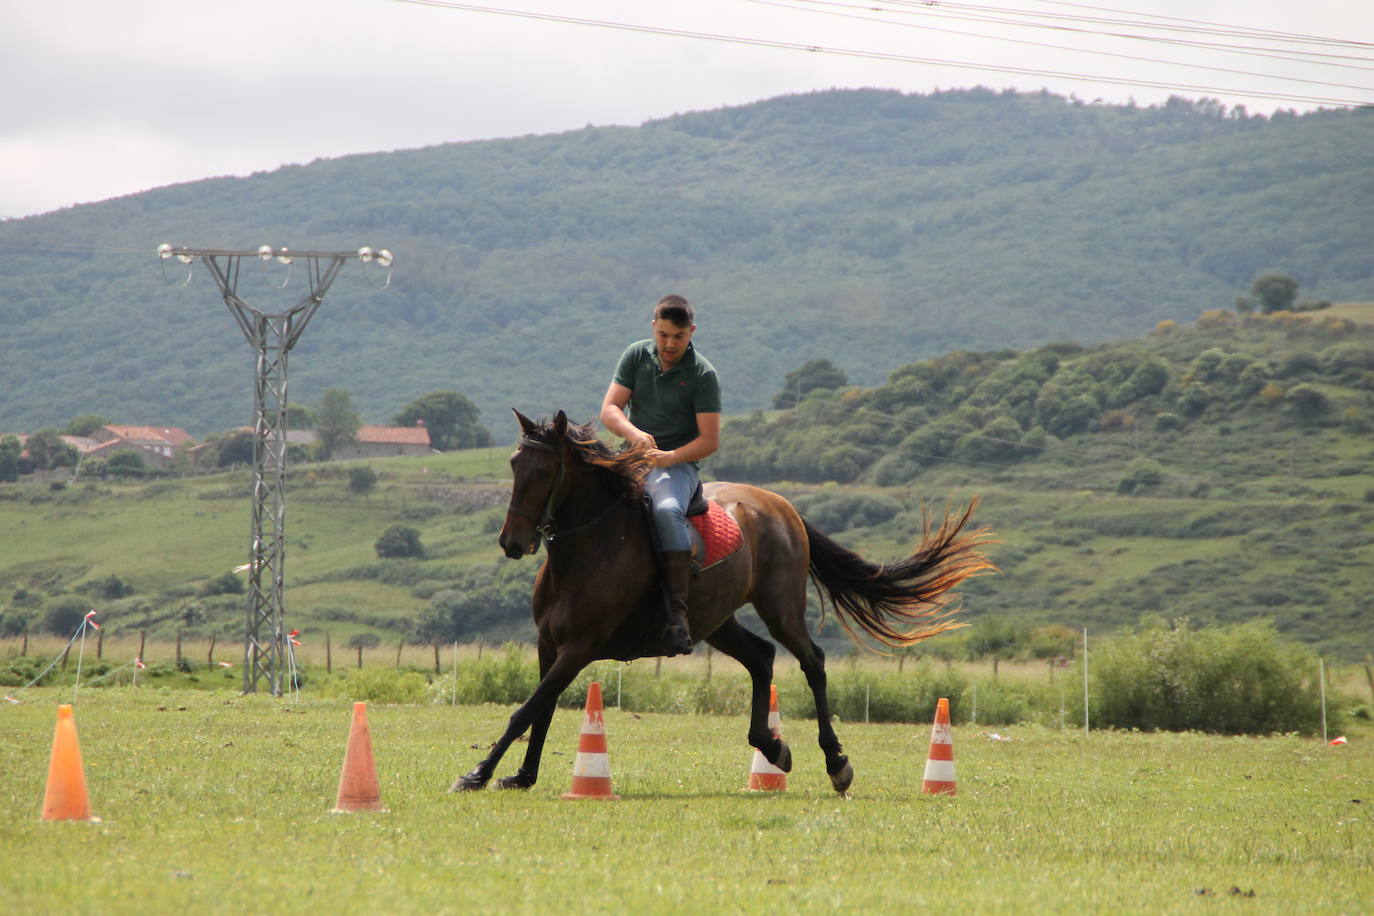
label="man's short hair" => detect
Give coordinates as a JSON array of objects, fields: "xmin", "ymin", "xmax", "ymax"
[{"xmin": 653, "ymin": 294, "xmax": 694, "ymax": 327}]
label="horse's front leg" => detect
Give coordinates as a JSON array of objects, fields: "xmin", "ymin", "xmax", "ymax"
[
  {"xmin": 494, "ymin": 639, "xmax": 559, "ymax": 790},
  {"xmin": 451, "ymin": 644, "xmax": 590, "ymax": 792}
]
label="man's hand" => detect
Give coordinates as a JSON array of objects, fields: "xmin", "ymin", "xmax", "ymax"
[
  {"xmin": 645, "ymin": 447, "xmax": 675, "ymax": 467},
  {"xmin": 626, "ymin": 429, "xmax": 658, "ymax": 451}
]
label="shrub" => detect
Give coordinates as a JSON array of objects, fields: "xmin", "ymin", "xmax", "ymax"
[
  {"xmin": 1286, "ymin": 384, "xmax": 1330, "ymax": 422},
  {"xmin": 39, "ymin": 597, "xmax": 91, "ymax": 636},
  {"xmin": 348, "ymin": 466, "xmax": 378, "ymax": 495},
  {"xmin": 202, "ymin": 572, "xmax": 245, "ymax": 596},
  {"xmin": 1177, "ymin": 383, "xmax": 1212, "ymax": 417},
  {"xmin": 1092, "ymin": 619, "xmax": 1334, "ymax": 735},
  {"xmin": 82, "ymin": 573, "xmax": 134, "ymax": 600},
  {"xmin": 1117, "ymin": 457, "xmax": 1164, "ymax": 494},
  {"xmin": 792, "ymin": 491, "xmax": 903, "ymax": 533},
  {"xmin": 317, "ymin": 666, "xmax": 428, "ymax": 703},
  {"xmin": 375, "ymin": 525, "xmax": 424, "ymax": 558},
  {"xmin": 106, "ymin": 449, "xmax": 147, "ymax": 471},
  {"xmin": 0, "ymin": 609, "xmax": 34, "ymax": 637}
]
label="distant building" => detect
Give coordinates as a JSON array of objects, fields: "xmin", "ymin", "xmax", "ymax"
[
  {"xmin": 89, "ymin": 425, "xmax": 195, "ymax": 469},
  {"xmin": 332, "ymin": 423, "xmax": 432, "ymax": 460}
]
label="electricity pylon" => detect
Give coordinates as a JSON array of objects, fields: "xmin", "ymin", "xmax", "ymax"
[{"xmin": 159, "ymin": 244, "xmax": 393, "ymax": 695}]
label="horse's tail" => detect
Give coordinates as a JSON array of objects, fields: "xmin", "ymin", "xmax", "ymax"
[{"xmin": 802, "ymin": 499, "xmax": 997, "ymax": 650}]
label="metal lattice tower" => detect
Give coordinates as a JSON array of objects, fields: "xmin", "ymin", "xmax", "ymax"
[{"xmin": 159, "ymin": 244, "xmax": 392, "ymax": 695}]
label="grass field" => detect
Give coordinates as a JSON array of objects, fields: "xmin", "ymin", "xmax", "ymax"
[{"xmin": 2, "ymin": 689, "xmax": 1370, "ymax": 914}]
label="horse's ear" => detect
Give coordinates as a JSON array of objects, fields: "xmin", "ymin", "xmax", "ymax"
[
  {"xmin": 512, "ymin": 409, "xmax": 538, "ymax": 436},
  {"xmin": 552, "ymin": 410, "xmax": 568, "ymax": 438}
]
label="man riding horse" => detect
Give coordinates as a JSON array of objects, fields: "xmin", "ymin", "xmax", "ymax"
[{"xmin": 599, "ymin": 294, "xmax": 720, "ymax": 656}]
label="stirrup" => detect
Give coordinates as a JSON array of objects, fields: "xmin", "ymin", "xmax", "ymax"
[{"xmin": 663, "ymin": 622, "xmax": 694, "ymax": 656}]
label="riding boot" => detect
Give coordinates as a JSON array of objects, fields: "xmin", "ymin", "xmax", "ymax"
[{"xmin": 660, "ymin": 549, "xmax": 695, "ymax": 656}]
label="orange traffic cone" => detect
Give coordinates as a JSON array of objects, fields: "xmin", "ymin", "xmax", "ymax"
[
  {"xmin": 921, "ymin": 697, "xmax": 957, "ymax": 796},
  {"xmin": 745, "ymin": 684, "xmax": 787, "ymax": 792},
  {"xmin": 562, "ymin": 682, "xmax": 619, "ymax": 800},
  {"xmin": 42, "ymin": 704, "xmax": 93, "ymax": 821},
  {"xmin": 332, "ymin": 702, "xmax": 387, "ymax": 813}
]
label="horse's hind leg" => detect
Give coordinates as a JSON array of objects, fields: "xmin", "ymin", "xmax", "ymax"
[
  {"xmin": 767, "ymin": 629, "xmax": 852, "ymax": 794},
  {"xmin": 705, "ymin": 618, "xmax": 790, "ymax": 772}
]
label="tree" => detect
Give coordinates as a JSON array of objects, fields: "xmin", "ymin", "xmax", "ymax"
[
  {"xmin": 106, "ymin": 449, "xmax": 147, "ymax": 472},
  {"xmin": 346, "ymin": 632, "xmax": 381, "ymax": 668},
  {"xmin": 314, "ymin": 388, "xmax": 360, "ymax": 459},
  {"xmin": 284, "ymin": 402, "xmax": 317, "ymax": 429},
  {"xmin": 1286, "ymin": 384, "xmax": 1330, "ymax": 422},
  {"xmin": 964, "ymin": 616, "xmax": 1025, "ymax": 676},
  {"xmin": 40, "ymin": 598, "xmax": 91, "ymax": 636},
  {"xmin": 375, "ymin": 525, "xmax": 423, "ymax": 558},
  {"xmin": 0, "ymin": 435, "xmax": 20, "ymax": 483},
  {"xmin": 24, "ymin": 428, "xmax": 78, "ymax": 471},
  {"xmin": 216, "ymin": 429, "xmax": 255, "ymax": 467},
  {"xmin": 774, "ymin": 359, "xmax": 849, "ymax": 409},
  {"xmin": 348, "ymin": 466, "xmax": 378, "ymax": 495},
  {"xmin": 391, "ymin": 390, "xmax": 489, "ymax": 450},
  {"xmin": 63, "ymin": 414, "xmax": 108, "ymax": 437},
  {"xmin": 1251, "ymin": 273, "xmax": 1299, "ymax": 314}
]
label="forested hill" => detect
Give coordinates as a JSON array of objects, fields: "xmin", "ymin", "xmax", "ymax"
[{"xmin": 2, "ymin": 88, "xmax": 1371, "ymax": 437}]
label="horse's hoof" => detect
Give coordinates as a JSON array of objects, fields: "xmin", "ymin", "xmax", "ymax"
[
  {"xmin": 828, "ymin": 757, "xmax": 853, "ymax": 794},
  {"xmin": 772, "ymin": 740, "xmax": 793, "ymax": 774},
  {"xmin": 495, "ymin": 772, "xmax": 535, "ymax": 790},
  {"xmin": 450, "ymin": 772, "xmax": 489, "ymax": 792}
]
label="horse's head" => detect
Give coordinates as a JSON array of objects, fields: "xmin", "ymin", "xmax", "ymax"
[{"xmin": 498, "ymin": 409, "xmax": 571, "ymax": 559}]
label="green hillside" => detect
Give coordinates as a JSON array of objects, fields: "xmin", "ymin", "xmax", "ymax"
[
  {"xmin": 1, "ymin": 89, "xmax": 1370, "ymax": 437},
  {"xmin": 2, "ymin": 311, "xmax": 1372, "ymax": 661}
]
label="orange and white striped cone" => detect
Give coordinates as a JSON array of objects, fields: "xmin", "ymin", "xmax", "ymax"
[
  {"xmin": 562, "ymin": 682, "xmax": 619, "ymax": 800},
  {"xmin": 921, "ymin": 697, "xmax": 957, "ymax": 796},
  {"xmin": 745, "ymin": 684, "xmax": 787, "ymax": 792}
]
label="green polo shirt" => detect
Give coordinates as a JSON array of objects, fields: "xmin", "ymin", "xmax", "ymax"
[{"xmin": 613, "ymin": 339, "xmax": 721, "ymax": 452}]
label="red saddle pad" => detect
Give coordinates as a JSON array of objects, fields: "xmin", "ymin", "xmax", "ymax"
[{"xmin": 689, "ymin": 499, "xmax": 743, "ymax": 568}]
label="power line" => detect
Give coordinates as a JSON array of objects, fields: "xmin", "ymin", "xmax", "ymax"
[
  {"xmin": 390, "ymin": 0, "xmax": 1373, "ymax": 107},
  {"xmin": 911, "ymin": 0, "xmax": 1374, "ymax": 51},
  {"xmin": 748, "ymin": 0, "xmax": 1374, "ymax": 94},
  {"xmin": 773, "ymin": 0, "xmax": 1374, "ymax": 72}
]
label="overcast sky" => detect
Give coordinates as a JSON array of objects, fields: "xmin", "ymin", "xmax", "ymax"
[{"xmin": 3, "ymin": 0, "xmax": 1370, "ymax": 220}]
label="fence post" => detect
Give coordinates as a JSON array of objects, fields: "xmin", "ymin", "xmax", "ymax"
[
  {"xmin": 433, "ymin": 642, "xmax": 440, "ymax": 674},
  {"xmin": 97, "ymin": 629, "xmax": 103, "ymax": 659},
  {"xmin": 395, "ymin": 637, "xmax": 404, "ymax": 668},
  {"xmin": 1319, "ymin": 658, "xmax": 1328, "ymax": 744},
  {"xmin": 208, "ymin": 634, "xmax": 216, "ymax": 665},
  {"xmin": 176, "ymin": 631, "xmax": 182, "ymax": 664},
  {"xmin": 326, "ymin": 631, "xmax": 332, "ymax": 674},
  {"xmin": 139, "ymin": 630, "xmax": 146, "ymax": 662},
  {"xmin": 1082, "ymin": 628, "xmax": 1090, "ymax": 737}
]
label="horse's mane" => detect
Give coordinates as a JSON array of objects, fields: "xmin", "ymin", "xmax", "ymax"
[{"xmin": 527, "ymin": 418, "xmax": 651, "ymax": 499}]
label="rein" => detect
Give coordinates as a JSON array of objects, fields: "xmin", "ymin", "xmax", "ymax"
[{"xmin": 508, "ymin": 436, "xmax": 623, "ymax": 545}]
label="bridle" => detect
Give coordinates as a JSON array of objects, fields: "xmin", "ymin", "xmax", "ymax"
[
  {"xmin": 506, "ymin": 436, "xmax": 566, "ymax": 543},
  {"xmin": 505, "ymin": 435, "xmax": 626, "ymax": 547}
]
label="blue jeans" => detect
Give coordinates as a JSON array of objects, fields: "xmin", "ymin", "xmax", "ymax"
[{"xmin": 644, "ymin": 464, "xmax": 699, "ymax": 553}]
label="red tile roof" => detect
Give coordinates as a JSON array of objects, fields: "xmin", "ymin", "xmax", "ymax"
[
  {"xmin": 100, "ymin": 425, "xmax": 194, "ymax": 447},
  {"xmin": 355, "ymin": 425, "xmax": 431, "ymax": 446}
]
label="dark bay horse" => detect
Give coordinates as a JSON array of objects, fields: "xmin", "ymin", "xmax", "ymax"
[{"xmin": 453, "ymin": 410, "xmax": 995, "ymax": 794}]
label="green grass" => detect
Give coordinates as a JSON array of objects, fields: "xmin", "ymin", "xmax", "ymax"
[{"xmin": 2, "ymin": 690, "xmax": 1371, "ymax": 913}]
